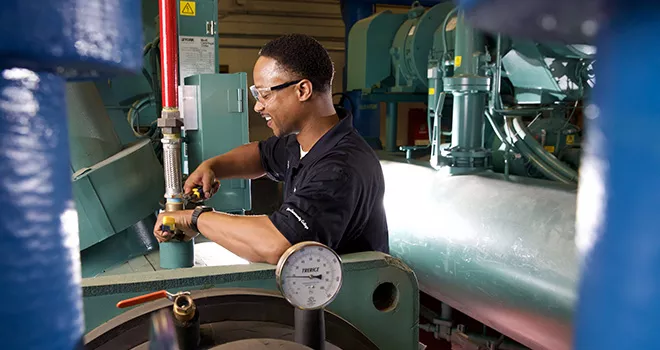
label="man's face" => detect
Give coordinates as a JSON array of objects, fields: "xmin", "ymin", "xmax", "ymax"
[{"xmin": 252, "ymin": 56, "xmax": 303, "ymax": 137}]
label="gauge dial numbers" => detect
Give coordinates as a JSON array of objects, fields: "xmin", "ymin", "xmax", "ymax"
[{"xmin": 275, "ymin": 241, "xmax": 343, "ymax": 310}]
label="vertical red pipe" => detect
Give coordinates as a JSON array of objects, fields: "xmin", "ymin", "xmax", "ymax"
[{"xmin": 159, "ymin": 0, "xmax": 179, "ymax": 108}]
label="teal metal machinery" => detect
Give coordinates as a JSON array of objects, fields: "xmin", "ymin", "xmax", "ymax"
[
  {"xmin": 82, "ymin": 251, "xmax": 420, "ymax": 350},
  {"xmin": 68, "ymin": 0, "xmax": 251, "ymax": 275},
  {"xmin": 348, "ymin": 2, "xmax": 593, "ymax": 181},
  {"xmin": 158, "ymin": 72, "xmax": 253, "ymax": 269},
  {"xmin": 173, "ymin": 0, "xmax": 252, "ymax": 214},
  {"xmin": 347, "ymin": 2, "xmax": 454, "ymax": 95},
  {"xmin": 489, "ymin": 42, "xmax": 594, "ymax": 180},
  {"xmin": 347, "ymin": 2, "xmax": 595, "ymax": 349},
  {"xmin": 58, "ymin": 0, "xmax": 425, "ymax": 349},
  {"xmin": 432, "ymin": 11, "xmax": 491, "ymax": 174},
  {"xmin": 500, "ymin": 41, "xmax": 595, "ymax": 105},
  {"xmin": 389, "ymin": 2, "xmax": 455, "ymax": 94},
  {"xmin": 181, "ymin": 73, "xmax": 251, "ymax": 214},
  {"xmin": 68, "ymin": 82, "xmax": 165, "ymax": 278},
  {"xmin": 347, "ymin": 2, "xmax": 456, "ymax": 152}
]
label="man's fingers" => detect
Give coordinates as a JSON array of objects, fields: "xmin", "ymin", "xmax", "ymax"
[
  {"xmin": 153, "ymin": 215, "xmax": 173, "ymax": 243},
  {"xmin": 184, "ymin": 179, "xmax": 200, "ymax": 195},
  {"xmin": 207, "ymin": 180, "xmax": 220, "ymax": 198},
  {"xmin": 202, "ymin": 174, "xmax": 216, "ymax": 198},
  {"xmin": 212, "ymin": 180, "xmax": 220, "ymax": 193},
  {"xmin": 155, "ymin": 229, "xmax": 172, "ymax": 242}
]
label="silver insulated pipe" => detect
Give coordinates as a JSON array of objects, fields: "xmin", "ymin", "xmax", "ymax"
[{"xmin": 381, "ymin": 158, "xmax": 577, "ymax": 350}]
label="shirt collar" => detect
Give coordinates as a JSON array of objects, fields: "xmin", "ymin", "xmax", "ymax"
[{"xmin": 286, "ymin": 106, "xmax": 353, "ymax": 168}]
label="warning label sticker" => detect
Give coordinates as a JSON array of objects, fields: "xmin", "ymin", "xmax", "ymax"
[
  {"xmin": 180, "ymin": 1, "xmax": 196, "ymax": 16},
  {"xmin": 179, "ymin": 36, "xmax": 216, "ymax": 82}
]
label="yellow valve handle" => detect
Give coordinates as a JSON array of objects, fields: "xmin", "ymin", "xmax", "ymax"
[{"xmin": 161, "ymin": 216, "xmax": 176, "ymax": 232}]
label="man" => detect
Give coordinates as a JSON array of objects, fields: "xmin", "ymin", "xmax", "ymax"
[{"xmin": 153, "ymin": 34, "xmax": 388, "ymax": 264}]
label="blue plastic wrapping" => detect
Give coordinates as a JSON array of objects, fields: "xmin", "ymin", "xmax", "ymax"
[
  {"xmin": 0, "ymin": 0, "xmax": 144, "ymax": 348},
  {"xmin": 0, "ymin": 69, "xmax": 83, "ymax": 349},
  {"xmin": 0, "ymin": 0, "xmax": 143, "ymax": 76},
  {"xmin": 575, "ymin": 2, "xmax": 660, "ymax": 349}
]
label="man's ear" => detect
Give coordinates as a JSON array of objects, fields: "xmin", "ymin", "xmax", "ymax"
[{"xmin": 296, "ymin": 79, "xmax": 313, "ymax": 102}]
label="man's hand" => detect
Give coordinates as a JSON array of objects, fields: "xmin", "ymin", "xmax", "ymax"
[
  {"xmin": 184, "ymin": 163, "xmax": 220, "ymax": 200},
  {"xmin": 153, "ymin": 210, "xmax": 197, "ymax": 242}
]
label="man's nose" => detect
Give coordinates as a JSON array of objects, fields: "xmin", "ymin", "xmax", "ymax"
[{"xmin": 254, "ymin": 99, "xmax": 264, "ymax": 113}]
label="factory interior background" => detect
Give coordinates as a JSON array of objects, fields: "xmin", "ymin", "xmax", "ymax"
[{"xmin": 4, "ymin": 0, "xmax": 638, "ymax": 349}]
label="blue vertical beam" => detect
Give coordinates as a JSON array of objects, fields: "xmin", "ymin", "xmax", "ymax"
[
  {"xmin": 0, "ymin": 1, "xmax": 142, "ymax": 349},
  {"xmin": 575, "ymin": 2, "xmax": 660, "ymax": 348}
]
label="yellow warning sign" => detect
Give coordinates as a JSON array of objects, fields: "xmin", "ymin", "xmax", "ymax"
[
  {"xmin": 180, "ymin": 1, "xmax": 196, "ymax": 16},
  {"xmin": 454, "ymin": 56, "xmax": 462, "ymax": 68},
  {"xmin": 566, "ymin": 134, "xmax": 575, "ymax": 145},
  {"xmin": 428, "ymin": 88, "xmax": 435, "ymax": 95}
]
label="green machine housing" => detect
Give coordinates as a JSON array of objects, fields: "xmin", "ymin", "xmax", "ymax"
[
  {"xmin": 69, "ymin": 82, "xmax": 165, "ymax": 278},
  {"xmin": 176, "ymin": 0, "xmax": 251, "ymax": 213},
  {"xmin": 70, "ymin": 0, "xmax": 251, "ymax": 277},
  {"xmin": 181, "ymin": 73, "xmax": 251, "ymax": 213},
  {"xmin": 347, "ymin": 2, "xmax": 594, "ymax": 178},
  {"xmin": 346, "ymin": 2, "xmax": 455, "ymax": 95},
  {"xmin": 346, "ymin": 3, "xmax": 456, "ymax": 152},
  {"xmin": 345, "ymin": 3, "xmax": 596, "ymax": 348}
]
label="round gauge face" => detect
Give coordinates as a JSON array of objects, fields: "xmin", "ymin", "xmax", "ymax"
[{"xmin": 276, "ymin": 242, "xmax": 343, "ymax": 310}]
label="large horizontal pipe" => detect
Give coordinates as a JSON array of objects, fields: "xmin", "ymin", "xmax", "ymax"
[{"xmin": 381, "ymin": 156, "xmax": 578, "ymax": 350}]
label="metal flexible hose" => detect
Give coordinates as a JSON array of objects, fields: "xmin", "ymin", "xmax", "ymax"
[
  {"xmin": 503, "ymin": 117, "xmax": 573, "ymax": 184},
  {"xmin": 512, "ymin": 116, "xmax": 579, "ymax": 182}
]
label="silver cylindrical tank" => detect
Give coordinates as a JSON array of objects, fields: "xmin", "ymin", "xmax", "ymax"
[{"xmin": 381, "ymin": 159, "xmax": 577, "ymax": 350}]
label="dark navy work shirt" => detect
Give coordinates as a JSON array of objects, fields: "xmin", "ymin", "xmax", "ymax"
[{"xmin": 258, "ymin": 108, "xmax": 389, "ymax": 255}]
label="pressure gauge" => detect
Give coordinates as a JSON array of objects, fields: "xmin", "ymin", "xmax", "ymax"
[{"xmin": 276, "ymin": 241, "xmax": 343, "ymax": 310}]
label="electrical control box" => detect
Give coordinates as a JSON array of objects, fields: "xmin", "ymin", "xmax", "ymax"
[
  {"xmin": 182, "ymin": 73, "xmax": 252, "ymax": 213},
  {"xmin": 177, "ymin": 0, "xmax": 219, "ymax": 83}
]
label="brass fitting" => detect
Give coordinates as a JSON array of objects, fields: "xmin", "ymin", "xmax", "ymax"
[
  {"xmin": 173, "ymin": 294, "xmax": 196, "ymax": 323},
  {"xmin": 165, "ymin": 201, "xmax": 184, "ymax": 212}
]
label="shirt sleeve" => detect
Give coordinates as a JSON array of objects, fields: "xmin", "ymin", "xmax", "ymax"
[
  {"xmin": 268, "ymin": 161, "xmax": 358, "ymax": 251},
  {"xmin": 258, "ymin": 136, "xmax": 289, "ymax": 182}
]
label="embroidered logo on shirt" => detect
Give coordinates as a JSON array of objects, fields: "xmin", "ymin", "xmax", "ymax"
[{"xmin": 286, "ymin": 207, "xmax": 308, "ymax": 230}]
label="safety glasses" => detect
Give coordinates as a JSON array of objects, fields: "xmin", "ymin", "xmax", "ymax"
[{"xmin": 249, "ymin": 79, "xmax": 302, "ymax": 102}]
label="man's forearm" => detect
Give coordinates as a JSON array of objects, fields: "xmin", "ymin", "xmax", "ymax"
[
  {"xmin": 196, "ymin": 211, "xmax": 291, "ymax": 264},
  {"xmin": 203, "ymin": 142, "xmax": 266, "ymax": 180}
]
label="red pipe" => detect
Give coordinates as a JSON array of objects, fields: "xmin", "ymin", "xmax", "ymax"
[{"xmin": 159, "ymin": 0, "xmax": 179, "ymax": 108}]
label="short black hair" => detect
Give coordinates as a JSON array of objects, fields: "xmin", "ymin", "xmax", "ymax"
[{"xmin": 259, "ymin": 34, "xmax": 335, "ymax": 93}]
